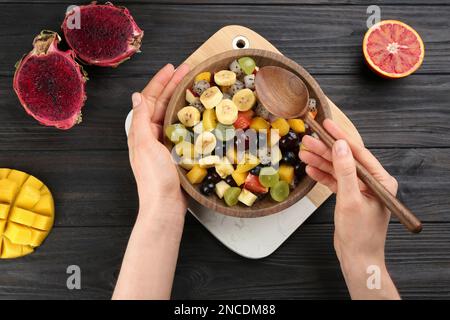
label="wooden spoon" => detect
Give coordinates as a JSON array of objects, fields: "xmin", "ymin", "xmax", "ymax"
[{"xmin": 255, "ymin": 66, "xmax": 422, "ymax": 233}]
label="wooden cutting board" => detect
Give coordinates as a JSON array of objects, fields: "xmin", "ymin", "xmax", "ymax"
[{"xmin": 184, "ymin": 25, "xmax": 362, "ymax": 208}]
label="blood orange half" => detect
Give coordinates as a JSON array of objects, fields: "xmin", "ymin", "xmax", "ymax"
[{"xmin": 363, "ymin": 20, "xmax": 425, "ymax": 78}]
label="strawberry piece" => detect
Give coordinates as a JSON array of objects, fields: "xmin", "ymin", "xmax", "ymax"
[
  {"xmin": 241, "ymin": 109, "xmax": 255, "ymax": 119},
  {"xmin": 244, "ymin": 174, "xmax": 268, "ymax": 194},
  {"xmin": 234, "ymin": 111, "xmax": 252, "ymax": 130}
]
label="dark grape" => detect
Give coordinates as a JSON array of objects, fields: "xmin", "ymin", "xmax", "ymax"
[
  {"xmin": 205, "ymin": 171, "xmax": 222, "ymax": 184},
  {"xmin": 200, "ymin": 182, "xmax": 215, "ymax": 195},
  {"xmin": 250, "ymin": 165, "xmax": 263, "ymax": 176},
  {"xmin": 225, "ymin": 175, "xmax": 237, "ymax": 187},
  {"xmin": 282, "ymin": 151, "xmax": 297, "ymax": 165},
  {"xmin": 294, "ymin": 162, "xmax": 306, "ymax": 179},
  {"xmin": 279, "ymin": 131, "xmax": 299, "ymax": 151}
]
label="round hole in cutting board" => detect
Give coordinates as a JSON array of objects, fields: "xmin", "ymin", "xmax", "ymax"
[{"xmin": 232, "ymin": 36, "xmax": 250, "ymax": 49}]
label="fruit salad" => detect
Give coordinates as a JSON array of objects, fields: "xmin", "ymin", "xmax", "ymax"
[{"xmin": 166, "ymin": 57, "xmax": 317, "ymax": 207}]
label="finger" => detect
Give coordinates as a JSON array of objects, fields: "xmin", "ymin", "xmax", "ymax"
[
  {"xmin": 332, "ymin": 139, "xmax": 361, "ymax": 200},
  {"xmin": 129, "ymin": 92, "xmax": 154, "ymax": 148},
  {"xmin": 301, "ymin": 135, "xmax": 332, "ymax": 162},
  {"xmin": 153, "ymin": 63, "xmax": 191, "ymax": 124},
  {"xmin": 130, "ymin": 92, "xmax": 152, "ymax": 130},
  {"xmin": 305, "ymin": 165, "xmax": 337, "ymax": 193},
  {"xmin": 323, "ymin": 119, "xmax": 394, "ymax": 191},
  {"xmin": 300, "ymin": 150, "xmax": 334, "ymax": 176},
  {"xmin": 141, "ymin": 64, "xmax": 175, "ymax": 105}
]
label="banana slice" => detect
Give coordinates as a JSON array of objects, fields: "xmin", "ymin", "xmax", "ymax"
[
  {"xmin": 214, "ymin": 70, "xmax": 237, "ymax": 86},
  {"xmin": 215, "ymin": 99, "xmax": 238, "ymax": 125},
  {"xmin": 232, "ymin": 88, "xmax": 256, "ymax": 111},
  {"xmin": 195, "ymin": 131, "xmax": 217, "ymax": 155},
  {"xmin": 200, "ymin": 86, "xmax": 223, "ymax": 110},
  {"xmin": 177, "ymin": 106, "xmax": 201, "ymax": 127},
  {"xmin": 175, "ymin": 141, "xmax": 195, "ymax": 158},
  {"xmin": 215, "ymin": 157, "xmax": 235, "ymax": 178},
  {"xmin": 199, "ymin": 155, "xmax": 221, "ymax": 168}
]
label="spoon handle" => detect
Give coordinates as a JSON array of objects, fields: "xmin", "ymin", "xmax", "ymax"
[{"xmin": 304, "ymin": 113, "xmax": 422, "ymax": 233}]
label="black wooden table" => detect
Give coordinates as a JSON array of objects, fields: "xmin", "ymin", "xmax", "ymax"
[{"xmin": 0, "ymin": 0, "xmax": 449, "ymax": 300}]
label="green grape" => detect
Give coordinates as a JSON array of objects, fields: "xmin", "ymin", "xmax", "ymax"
[
  {"xmin": 165, "ymin": 124, "xmax": 188, "ymax": 143},
  {"xmin": 270, "ymin": 181, "xmax": 290, "ymax": 202},
  {"xmin": 238, "ymin": 57, "xmax": 256, "ymax": 75},
  {"xmin": 224, "ymin": 187, "xmax": 241, "ymax": 206},
  {"xmin": 259, "ymin": 167, "xmax": 279, "ymax": 188},
  {"xmin": 215, "ymin": 123, "xmax": 235, "ymax": 142}
]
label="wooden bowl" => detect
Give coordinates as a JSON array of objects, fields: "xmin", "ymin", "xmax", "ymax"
[{"xmin": 164, "ymin": 49, "xmax": 331, "ymax": 217}]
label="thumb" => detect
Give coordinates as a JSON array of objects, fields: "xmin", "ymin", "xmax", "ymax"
[
  {"xmin": 131, "ymin": 92, "xmax": 155, "ymax": 123},
  {"xmin": 129, "ymin": 92, "xmax": 155, "ymax": 145},
  {"xmin": 130, "ymin": 92, "xmax": 156, "ymax": 134},
  {"xmin": 332, "ymin": 139, "xmax": 361, "ymax": 199}
]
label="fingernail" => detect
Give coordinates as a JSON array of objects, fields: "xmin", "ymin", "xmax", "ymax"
[
  {"xmin": 131, "ymin": 92, "xmax": 142, "ymax": 108},
  {"xmin": 334, "ymin": 140, "xmax": 349, "ymax": 157}
]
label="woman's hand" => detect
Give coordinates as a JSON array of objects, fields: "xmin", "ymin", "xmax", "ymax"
[
  {"xmin": 300, "ymin": 119, "xmax": 400, "ymax": 299},
  {"xmin": 114, "ymin": 64, "xmax": 190, "ymax": 300},
  {"xmin": 128, "ymin": 63, "xmax": 190, "ymax": 223}
]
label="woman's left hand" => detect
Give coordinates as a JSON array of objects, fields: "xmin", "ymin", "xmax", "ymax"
[{"xmin": 128, "ymin": 63, "xmax": 190, "ymax": 222}]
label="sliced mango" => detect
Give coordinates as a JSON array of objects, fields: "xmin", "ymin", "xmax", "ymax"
[
  {"xmin": 271, "ymin": 118, "xmax": 290, "ymax": 136},
  {"xmin": 0, "ymin": 168, "xmax": 11, "ymax": 179},
  {"xmin": 15, "ymin": 185, "xmax": 41, "ymax": 209},
  {"xmin": 235, "ymin": 154, "xmax": 260, "ymax": 173},
  {"xmin": 231, "ymin": 171, "xmax": 249, "ymax": 186},
  {"xmin": 0, "ymin": 204, "xmax": 10, "ymax": 220},
  {"xmin": 279, "ymin": 164, "xmax": 295, "ymax": 184},
  {"xmin": 250, "ymin": 117, "xmax": 270, "ymax": 131},
  {"xmin": 0, "ymin": 169, "xmax": 55, "ymax": 259},
  {"xmin": 186, "ymin": 165, "xmax": 208, "ymax": 184},
  {"xmin": 287, "ymin": 119, "xmax": 306, "ymax": 134},
  {"xmin": 195, "ymin": 71, "xmax": 211, "ymax": 83}
]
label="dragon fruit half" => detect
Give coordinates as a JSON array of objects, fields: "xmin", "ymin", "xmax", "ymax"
[
  {"xmin": 62, "ymin": 2, "xmax": 144, "ymax": 67},
  {"xmin": 13, "ymin": 31, "xmax": 87, "ymax": 130}
]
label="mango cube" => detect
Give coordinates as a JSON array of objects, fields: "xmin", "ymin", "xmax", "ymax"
[
  {"xmin": 235, "ymin": 154, "xmax": 260, "ymax": 173},
  {"xmin": 279, "ymin": 164, "xmax": 295, "ymax": 184},
  {"xmin": 250, "ymin": 117, "xmax": 270, "ymax": 131},
  {"xmin": 0, "ymin": 204, "xmax": 10, "ymax": 220},
  {"xmin": 271, "ymin": 118, "xmax": 290, "ymax": 136},
  {"xmin": 15, "ymin": 185, "xmax": 41, "ymax": 209},
  {"xmin": 186, "ymin": 165, "xmax": 207, "ymax": 184},
  {"xmin": 231, "ymin": 171, "xmax": 249, "ymax": 186},
  {"xmin": 288, "ymin": 119, "xmax": 306, "ymax": 133},
  {"xmin": 195, "ymin": 71, "xmax": 211, "ymax": 83}
]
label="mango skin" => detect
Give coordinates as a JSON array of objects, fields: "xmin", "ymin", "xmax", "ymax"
[{"xmin": 0, "ymin": 169, "xmax": 54, "ymax": 259}]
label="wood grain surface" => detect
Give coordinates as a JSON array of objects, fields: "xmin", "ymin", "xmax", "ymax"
[{"xmin": 0, "ymin": 1, "xmax": 449, "ymax": 300}]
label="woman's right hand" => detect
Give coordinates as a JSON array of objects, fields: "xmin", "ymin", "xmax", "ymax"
[{"xmin": 300, "ymin": 119, "xmax": 400, "ymax": 299}]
